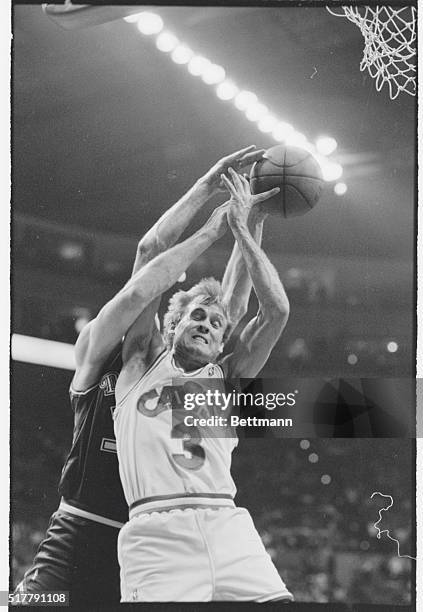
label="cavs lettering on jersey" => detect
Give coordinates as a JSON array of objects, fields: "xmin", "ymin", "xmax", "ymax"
[{"xmin": 114, "ymin": 350, "xmax": 238, "ymax": 507}]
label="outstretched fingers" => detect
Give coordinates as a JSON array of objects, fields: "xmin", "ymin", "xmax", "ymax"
[
  {"xmin": 220, "ymin": 173, "xmax": 238, "ymax": 198},
  {"xmin": 227, "ymin": 166, "xmax": 246, "ymax": 193},
  {"xmin": 254, "ymin": 187, "xmax": 280, "ymax": 203},
  {"xmin": 224, "ymin": 145, "xmax": 256, "ymax": 163},
  {"xmin": 238, "ymin": 149, "xmax": 265, "ymax": 167}
]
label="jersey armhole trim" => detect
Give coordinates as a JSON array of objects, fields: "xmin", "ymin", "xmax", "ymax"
[
  {"xmin": 116, "ymin": 348, "xmax": 168, "ymax": 408},
  {"xmin": 216, "ymin": 362, "xmax": 226, "ymax": 379},
  {"xmin": 69, "ymin": 381, "xmax": 99, "ymax": 396}
]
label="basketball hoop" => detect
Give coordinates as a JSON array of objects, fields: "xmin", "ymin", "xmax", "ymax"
[{"xmin": 327, "ymin": 5, "xmax": 416, "ymax": 100}]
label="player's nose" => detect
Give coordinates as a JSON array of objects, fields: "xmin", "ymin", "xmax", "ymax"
[{"xmin": 197, "ymin": 324, "xmax": 209, "ymax": 334}]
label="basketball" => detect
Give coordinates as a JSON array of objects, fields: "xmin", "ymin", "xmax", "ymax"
[{"xmin": 250, "ymin": 144, "xmax": 324, "ymax": 218}]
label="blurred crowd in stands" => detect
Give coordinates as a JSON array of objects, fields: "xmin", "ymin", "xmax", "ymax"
[{"xmin": 11, "ymin": 396, "xmax": 414, "ymax": 607}]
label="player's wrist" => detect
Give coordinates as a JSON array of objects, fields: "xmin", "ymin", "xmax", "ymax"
[
  {"xmin": 248, "ymin": 205, "xmax": 267, "ymax": 224},
  {"xmin": 228, "ymin": 210, "xmax": 249, "ymax": 234},
  {"xmin": 194, "ymin": 176, "xmax": 215, "ymax": 199}
]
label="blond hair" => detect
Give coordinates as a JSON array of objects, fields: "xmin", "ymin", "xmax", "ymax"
[{"xmin": 163, "ymin": 277, "xmax": 231, "ymax": 348}]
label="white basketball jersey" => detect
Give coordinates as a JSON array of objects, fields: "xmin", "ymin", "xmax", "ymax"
[{"xmin": 114, "ymin": 350, "xmax": 238, "ymax": 507}]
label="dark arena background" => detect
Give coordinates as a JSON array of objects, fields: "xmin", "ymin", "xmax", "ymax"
[{"xmin": 11, "ymin": 2, "xmax": 416, "ymax": 610}]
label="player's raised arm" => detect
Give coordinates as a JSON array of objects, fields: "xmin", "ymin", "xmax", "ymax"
[
  {"xmin": 220, "ymin": 169, "xmax": 289, "ymax": 378},
  {"xmin": 74, "ymin": 147, "xmax": 262, "ymax": 389},
  {"xmin": 123, "ymin": 146, "xmax": 266, "ymax": 366},
  {"xmin": 74, "ymin": 202, "xmax": 229, "ymax": 385},
  {"xmin": 131, "ymin": 145, "xmax": 265, "ymax": 276},
  {"xmin": 221, "ymin": 186, "xmax": 267, "ymax": 330}
]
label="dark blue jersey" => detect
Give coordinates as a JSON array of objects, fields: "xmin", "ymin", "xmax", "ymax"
[{"xmin": 58, "ymin": 349, "xmax": 128, "ymax": 524}]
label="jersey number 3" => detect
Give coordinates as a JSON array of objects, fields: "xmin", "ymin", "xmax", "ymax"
[{"xmin": 138, "ymin": 386, "xmax": 206, "ymax": 470}]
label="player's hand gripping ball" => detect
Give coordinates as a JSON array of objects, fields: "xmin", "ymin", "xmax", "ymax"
[{"xmin": 250, "ymin": 144, "xmax": 324, "ymax": 217}]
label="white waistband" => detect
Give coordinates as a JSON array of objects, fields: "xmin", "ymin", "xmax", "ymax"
[
  {"xmin": 129, "ymin": 495, "xmax": 235, "ymax": 519},
  {"xmin": 59, "ymin": 500, "xmax": 124, "ymax": 529}
]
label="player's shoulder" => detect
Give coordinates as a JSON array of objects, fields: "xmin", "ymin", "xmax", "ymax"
[
  {"xmin": 116, "ymin": 343, "xmax": 167, "ymax": 404},
  {"xmin": 72, "ymin": 344, "xmax": 122, "ymax": 395},
  {"xmin": 215, "ymin": 358, "xmax": 228, "ymax": 379}
]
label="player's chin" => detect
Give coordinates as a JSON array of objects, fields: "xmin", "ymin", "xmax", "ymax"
[{"xmin": 188, "ymin": 339, "xmax": 215, "ymax": 362}]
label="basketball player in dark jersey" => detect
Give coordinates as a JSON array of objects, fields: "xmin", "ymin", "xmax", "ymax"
[{"xmin": 14, "ymin": 146, "xmax": 267, "ymax": 605}]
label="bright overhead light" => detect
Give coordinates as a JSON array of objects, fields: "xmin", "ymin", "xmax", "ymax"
[
  {"xmin": 136, "ymin": 12, "xmax": 164, "ymax": 35},
  {"xmin": 245, "ymin": 102, "xmax": 268, "ymax": 122},
  {"xmin": 216, "ymin": 80, "xmax": 238, "ymax": 101},
  {"xmin": 234, "ymin": 90, "xmax": 258, "ymax": 111},
  {"xmin": 387, "ymin": 341, "xmax": 399, "ymax": 353},
  {"xmin": 171, "ymin": 45, "xmax": 193, "ymax": 64},
  {"xmin": 188, "ymin": 55, "xmax": 211, "ymax": 76},
  {"xmin": 347, "ymin": 353, "xmax": 358, "ymax": 365},
  {"xmin": 272, "ymin": 122, "xmax": 295, "ymax": 141},
  {"xmin": 334, "ymin": 182, "xmax": 348, "ymax": 196},
  {"xmin": 298, "ymin": 141, "xmax": 316, "ymax": 154},
  {"xmin": 257, "ymin": 115, "xmax": 278, "ymax": 133},
  {"xmin": 316, "ymin": 136, "xmax": 338, "ymax": 156},
  {"xmin": 124, "ymin": 12, "xmax": 145, "ymax": 23},
  {"xmin": 202, "ymin": 64, "xmax": 226, "ymax": 85},
  {"xmin": 286, "ymin": 131, "xmax": 307, "ymax": 147},
  {"xmin": 156, "ymin": 31, "xmax": 178, "ymax": 52},
  {"xmin": 321, "ymin": 161, "xmax": 343, "ymax": 182},
  {"xmin": 125, "ymin": 15, "xmax": 342, "ymax": 162}
]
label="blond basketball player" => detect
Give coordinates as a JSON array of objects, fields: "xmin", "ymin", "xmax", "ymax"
[
  {"xmin": 62, "ymin": 146, "xmax": 267, "ymax": 603},
  {"xmin": 111, "ymin": 166, "xmax": 293, "ymax": 602}
]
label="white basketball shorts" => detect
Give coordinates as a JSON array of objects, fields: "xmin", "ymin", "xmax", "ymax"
[{"xmin": 118, "ymin": 505, "xmax": 293, "ymax": 602}]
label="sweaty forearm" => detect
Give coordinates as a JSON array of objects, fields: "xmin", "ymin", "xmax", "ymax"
[
  {"xmin": 127, "ymin": 224, "xmax": 221, "ymax": 306},
  {"xmin": 228, "ymin": 217, "xmax": 288, "ymax": 319},
  {"xmin": 132, "ymin": 180, "xmax": 211, "ymax": 275},
  {"xmin": 222, "ymin": 213, "xmax": 264, "ymax": 324}
]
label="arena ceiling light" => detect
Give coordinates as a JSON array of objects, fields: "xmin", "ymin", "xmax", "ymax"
[
  {"xmin": 321, "ymin": 161, "xmax": 343, "ymax": 182},
  {"xmin": 245, "ymin": 102, "xmax": 268, "ymax": 122},
  {"xmin": 135, "ymin": 12, "xmax": 164, "ymax": 35},
  {"xmin": 187, "ymin": 55, "xmax": 212, "ymax": 77},
  {"xmin": 201, "ymin": 64, "xmax": 226, "ymax": 85},
  {"xmin": 272, "ymin": 122, "xmax": 295, "ymax": 142},
  {"xmin": 316, "ymin": 136, "xmax": 338, "ymax": 156},
  {"xmin": 156, "ymin": 31, "xmax": 179, "ymax": 53},
  {"xmin": 234, "ymin": 90, "xmax": 257, "ymax": 111},
  {"xmin": 257, "ymin": 115, "xmax": 277, "ymax": 134},
  {"xmin": 124, "ymin": 14, "xmax": 344, "ymax": 185},
  {"xmin": 334, "ymin": 182, "xmax": 348, "ymax": 195},
  {"xmin": 123, "ymin": 12, "xmax": 145, "ymax": 24},
  {"xmin": 216, "ymin": 80, "xmax": 238, "ymax": 101},
  {"xmin": 171, "ymin": 45, "xmax": 193, "ymax": 65},
  {"xmin": 11, "ymin": 334, "xmax": 75, "ymax": 370},
  {"xmin": 286, "ymin": 131, "xmax": 307, "ymax": 147}
]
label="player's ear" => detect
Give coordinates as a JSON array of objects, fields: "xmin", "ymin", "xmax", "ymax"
[{"xmin": 218, "ymin": 342, "xmax": 225, "ymax": 354}]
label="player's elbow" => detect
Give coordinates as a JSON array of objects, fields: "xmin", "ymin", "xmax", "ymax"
[
  {"xmin": 266, "ymin": 294, "xmax": 290, "ymax": 328},
  {"xmin": 135, "ymin": 241, "xmax": 156, "ymax": 268},
  {"xmin": 125, "ymin": 282, "xmax": 149, "ymax": 309}
]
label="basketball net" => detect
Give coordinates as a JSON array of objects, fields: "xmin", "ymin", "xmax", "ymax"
[{"xmin": 327, "ymin": 5, "xmax": 416, "ymax": 100}]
